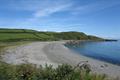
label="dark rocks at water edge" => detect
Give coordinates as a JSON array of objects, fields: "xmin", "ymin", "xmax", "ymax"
[
  {"xmin": 65, "ymin": 39, "xmax": 118, "ymax": 46},
  {"xmin": 65, "ymin": 40, "xmax": 91, "ymax": 45},
  {"xmin": 104, "ymin": 39, "xmax": 118, "ymax": 42}
]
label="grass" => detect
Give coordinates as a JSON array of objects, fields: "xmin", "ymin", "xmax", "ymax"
[
  {"xmin": 0, "ymin": 62, "xmax": 114, "ymax": 80},
  {"xmin": 0, "ymin": 28, "xmax": 54, "ymax": 41},
  {"xmin": 0, "ymin": 33, "xmax": 36, "ymax": 41},
  {"xmin": 0, "ymin": 28, "xmax": 36, "ymax": 33},
  {"xmin": 0, "ymin": 28, "xmax": 104, "ymax": 42},
  {"xmin": 0, "ymin": 33, "xmax": 57, "ymax": 41}
]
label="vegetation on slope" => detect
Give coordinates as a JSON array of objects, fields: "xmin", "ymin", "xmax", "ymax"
[
  {"xmin": 0, "ymin": 62, "xmax": 115, "ymax": 80},
  {"xmin": 0, "ymin": 28, "xmax": 104, "ymax": 41}
]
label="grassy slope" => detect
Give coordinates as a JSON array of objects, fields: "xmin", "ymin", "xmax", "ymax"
[
  {"xmin": 0, "ymin": 29, "xmax": 52, "ymax": 41},
  {"xmin": 0, "ymin": 28, "xmax": 104, "ymax": 41}
]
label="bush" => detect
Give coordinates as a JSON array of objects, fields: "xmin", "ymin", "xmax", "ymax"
[{"xmin": 0, "ymin": 62, "xmax": 117, "ymax": 80}]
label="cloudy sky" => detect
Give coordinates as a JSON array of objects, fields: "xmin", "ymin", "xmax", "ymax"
[{"xmin": 0, "ymin": 0, "xmax": 120, "ymax": 38}]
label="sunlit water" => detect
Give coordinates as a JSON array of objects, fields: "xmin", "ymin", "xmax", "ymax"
[{"xmin": 65, "ymin": 41, "xmax": 120, "ymax": 65}]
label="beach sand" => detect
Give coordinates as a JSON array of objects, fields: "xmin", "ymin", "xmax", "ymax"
[{"xmin": 1, "ymin": 41, "xmax": 120, "ymax": 78}]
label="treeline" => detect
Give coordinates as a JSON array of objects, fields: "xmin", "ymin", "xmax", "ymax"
[{"xmin": 0, "ymin": 28, "xmax": 104, "ymax": 41}]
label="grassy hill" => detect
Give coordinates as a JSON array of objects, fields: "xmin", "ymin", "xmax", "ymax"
[{"xmin": 0, "ymin": 28, "xmax": 104, "ymax": 41}]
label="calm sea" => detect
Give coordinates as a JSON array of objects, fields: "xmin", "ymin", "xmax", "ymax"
[{"xmin": 65, "ymin": 40, "xmax": 120, "ymax": 65}]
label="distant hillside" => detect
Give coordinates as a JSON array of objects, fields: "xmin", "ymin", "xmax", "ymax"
[
  {"xmin": 0, "ymin": 28, "xmax": 37, "ymax": 33},
  {"xmin": 0, "ymin": 28, "xmax": 104, "ymax": 41}
]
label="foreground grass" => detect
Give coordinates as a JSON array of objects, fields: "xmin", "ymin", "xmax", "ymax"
[{"xmin": 0, "ymin": 62, "xmax": 114, "ymax": 80}]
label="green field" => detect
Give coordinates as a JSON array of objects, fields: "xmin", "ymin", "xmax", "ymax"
[
  {"xmin": 0, "ymin": 33, "xmax": 55, "ymax": 41},
  {"xmin": 0, "ymin": 28, "xmax": 36, "ymax": 33},
  {"xmin": 0, "ymin": 28, "xmax": 104, "ymax": 42}
]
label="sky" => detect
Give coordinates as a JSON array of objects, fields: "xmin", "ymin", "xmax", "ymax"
[{"xmin": 0, "ymin": 0, "xmax": 120, "ymax": 38}]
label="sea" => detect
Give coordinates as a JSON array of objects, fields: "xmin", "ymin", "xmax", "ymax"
[{"xmin": 65, "ymin": 40, "xmax": 120, "ymax": 65}]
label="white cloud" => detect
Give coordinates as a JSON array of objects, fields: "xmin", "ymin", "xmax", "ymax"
[
  {"xmin": 1, "ymin": 0, "xmax": 120, "ymax": 29},
  {"xmin": 34, "ymin": 4, "xmax": 71, "ymax": 18},
  {"xmin": 27, "ymin": 0, "xmax": 120, "ymax": 21},
  {"xmin": 7, "ymin": 0, "xmax": 72, "ymax": 11},
  {"xmin": 1, "ymin": 0, "xmax": 120, "ymax": 17},
  {"xmin": 8, "ymin": 0, "xmax": 72, "ymax": 21}
]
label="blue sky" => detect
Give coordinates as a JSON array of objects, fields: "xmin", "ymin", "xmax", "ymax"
[{"xmin": 0, "ymin": 0, "xmax": 120, "ymax": 38}]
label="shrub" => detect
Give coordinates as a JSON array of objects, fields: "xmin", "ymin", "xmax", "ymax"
[{"xmin": 0, "ymin": 62, "xmax": 117, "ymax": 80}]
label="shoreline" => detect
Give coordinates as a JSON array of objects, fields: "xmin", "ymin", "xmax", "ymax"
[
  {"xmin": 1, "ymin": 41, "xmax": 120, "ymax": 78},
  {"xmin": 43, "ymin": 41, "xmax": 120, "ymax": 78}
]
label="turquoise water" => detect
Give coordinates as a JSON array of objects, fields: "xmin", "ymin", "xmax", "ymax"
[{"xmin": 65, "ymin": 41, "xmax": 120, "ymax": 65}]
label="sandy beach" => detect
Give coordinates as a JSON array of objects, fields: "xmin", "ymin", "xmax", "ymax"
[{"xmin": 1, "ymin": 41, "xmax": 120, "ymax": 78}]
